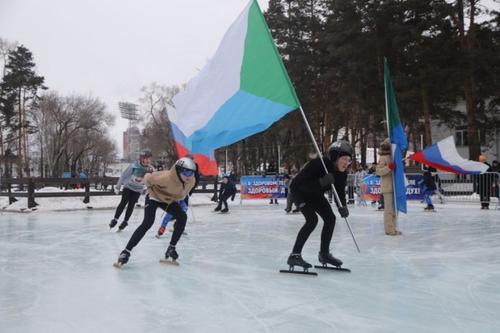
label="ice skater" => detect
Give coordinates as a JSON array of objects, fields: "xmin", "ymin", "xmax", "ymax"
[
  {"xmin": 156, "ymin": 196, "xmax": 189, "ymax": 237},
  {"xmin": 285, "ymin": 140, "xmax": 352, "ymax": 273},
  {"xmin": 109, "ymin": 150, "xmax": 153, "ymax": 231},
  {"xmin": 114, "ymin": 157, "xmax": 199, "ymax": 267},
  {"xmin": 421, "ymin": 167, "xmax": 437, "ymax": 211},
  {"xmin": 214, "ymin": 175, "xmax": 236, "ymax": 213}
]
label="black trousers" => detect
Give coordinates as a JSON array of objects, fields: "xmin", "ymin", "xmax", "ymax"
[
  {"xmin": 292, "ymin": 196, "xmax": 336, "ymax": 254},
  {"xmin": 125, "ymin": 196, "xmax": 187, "ymax": 251},
  {"xmin": 216, "ymin": 193, "xmax": 231, "ymax": 210},
  {"xmin": 114, "ymin": 188, "xmax": 141, "ymax": 222}
]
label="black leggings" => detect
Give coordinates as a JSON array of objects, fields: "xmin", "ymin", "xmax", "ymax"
[
  {"xmin": 125, "ymin": 196, "xmax": 187, "ymax": 251},
  {"xmin": 114, "ymin": 188, "xmax": 141, "ymax": 222},
  {"xmin": 292, "ymin": 196, "xmax": 336, "ymax": 254}
]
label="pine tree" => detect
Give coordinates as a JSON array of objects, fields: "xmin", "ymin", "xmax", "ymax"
[{"xmin": 0, "ymin": 45, "xmax": 46, "ymax": 177}]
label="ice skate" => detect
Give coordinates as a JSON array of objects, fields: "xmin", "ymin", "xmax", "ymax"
[
  {"xmin": 315, "ymin": 252, "xmax": 351, "ymax": 272},
  {"xmin": 424, "ymin": 205, "xmax": 436, "ymax": 212},
  {"xmin": 113, "ymin": 249, "xmax": 130, "ymax": 268},
  {"xmin": 220, "ymin": 208, "xmax": 229, "ymax": 213},
  {"xmin": 156, "ymin": 226, "xmax": 166, "ymax": 238},
  {"xmin": 280, "ymin": 253, "xmax": 317, "ymax": 276},
  {"xmin": 160, "ymin": 245, "xmax": 179, "ymax": 266},
  {"xmin": 213, "ymin": 206, "xmax": 221, "ymax": 212},
  {"xmin": 117, "ymin": 221, "xmax": 128, "ymax": 232},
  {"xmin": 109, "ymin": 218, "xmax": 118, "ymax": 229}
]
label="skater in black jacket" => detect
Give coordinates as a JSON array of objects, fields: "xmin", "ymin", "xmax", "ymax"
[
  {"xmin": 214, "ymin": 175, "xmax": 237, "ymax": 213},
  {"xmin": 287, "ymin": 140, "xmax": 352, "ymax": 270}
]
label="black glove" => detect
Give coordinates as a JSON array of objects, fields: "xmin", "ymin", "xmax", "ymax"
[
  {"xmin": 338, "ymin": 206, "xmax": 349, "ymax": 218},
  {"xmin": 319, "ymin": 173, "xmax": 335, "ymax": 187}
]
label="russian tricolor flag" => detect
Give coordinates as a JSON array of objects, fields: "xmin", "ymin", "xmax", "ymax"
[
  {"xmin": 408, "ymin": 136, "xmax": 489, "ymax": 174},
  {"xmin": 169, "ymin": 0, "xmax": 300, "ymax": 176}
]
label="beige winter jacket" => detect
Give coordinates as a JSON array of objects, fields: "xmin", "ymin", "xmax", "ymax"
[
  {"xmin": 376, "ymin": 148, "xmax": 394, "ymax": 194},
  {"xmin": 143, "ymin": 166, "xmax": 196, "ymax": 204}
]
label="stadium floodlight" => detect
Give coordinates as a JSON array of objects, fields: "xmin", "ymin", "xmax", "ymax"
[
  {"xmin": 119, "ymin": 102, "xmax": 139, "ymax": 122},
  {"xmin": 119, "ymin": 102, "xmax": 140, "ymax": 161}
]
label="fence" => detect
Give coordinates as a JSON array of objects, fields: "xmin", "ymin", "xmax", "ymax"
[
  {"xmin": 349, "ymin": 172, "xmax": 500, "ymax": 208},
  {"xmin": 0, "ymin": 176, "xmax": 218, "ymax": 209}
]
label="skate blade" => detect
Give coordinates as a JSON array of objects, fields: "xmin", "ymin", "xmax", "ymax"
[
  {"xmin": 113, "ymin": 262, "xmax": 124, "ymax": 269},
  {"xmin": 279, "ymin": 269, "xmax": 317, "ymax": 276},
  {"xmin": 314, "ymin": 265, "xmax": 351, "ymax": 272},
  {"xmin": 159, "ymin": 259, "xmax": 179, "ymax": 266}
]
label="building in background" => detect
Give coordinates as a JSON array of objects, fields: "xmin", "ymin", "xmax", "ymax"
[{"xmin": 123, "ymin": 126, "xmax": 141, "ymax": 162}]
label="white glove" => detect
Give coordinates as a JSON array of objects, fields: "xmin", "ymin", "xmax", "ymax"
[{"xmin": 114, "ymin": 186, "xmax": 121, "ymax": 195}]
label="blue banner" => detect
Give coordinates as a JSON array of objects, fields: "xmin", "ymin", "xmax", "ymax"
[
  {"xmin": 362, "ymin": 174, "xmax": 423, "ymax": 201},
  {"xmin": 240, "ymin": 175, "xmax": 286, "ymax": 199}
]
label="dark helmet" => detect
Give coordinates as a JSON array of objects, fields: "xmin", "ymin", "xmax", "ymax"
[
  {"xmin": 175, "ymin": 157, "xmax": 197, "ymax": 172},
  {"xmin": 140, "ymin": 149, "xmax": 153, "ymax": 159},
  {"xmin": 328, "ymin": 140, "xmax": 353, "ymax": 161}
]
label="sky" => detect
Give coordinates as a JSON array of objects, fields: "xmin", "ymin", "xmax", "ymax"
[
  {"xmin": 0, "ymin": 0, "xmax": 269, "ymax": 156},
  {"xmin": 1, "ymin": 0, "xmax": 499, "ymax": 158}
]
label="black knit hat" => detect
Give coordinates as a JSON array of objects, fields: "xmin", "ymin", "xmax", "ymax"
[{"xmin": 328, "ymin": 140, "xmax": 353, "ymax": 162}]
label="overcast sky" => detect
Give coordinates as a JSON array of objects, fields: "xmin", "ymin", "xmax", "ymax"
[
  {"xmin": 1, "ymin": 0, "xmax": 498, "ymax": 157},
  {"xmin": 0, "ymin": 0, "xmax": 269, "ymax": 156}
]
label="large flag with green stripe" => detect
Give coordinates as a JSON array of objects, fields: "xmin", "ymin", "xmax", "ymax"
[
  {"xmin": 170, "ymin": 0, "xmax": 300, "ymax": 175},
  {"xmin": 384, "ymin": 58, "xmax": 408, "ymax": 214}
]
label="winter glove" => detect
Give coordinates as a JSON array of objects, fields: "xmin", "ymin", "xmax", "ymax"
[
  {"xmin": 338, "ymin": 206, "xmax": 349, "ymax": 218},
  {"xmin": 114, "ymin": 186, "xmax": 121, "ymax": 195},
  {"xmin": 388, "ymin": 162, "xmax": 396, "ymax": 170},
  {"xmin": 319, "ymin": 173, "xmax": 335, "ymax": 187}
]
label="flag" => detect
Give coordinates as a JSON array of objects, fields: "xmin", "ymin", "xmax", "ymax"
[
  {"xmin": 408, "ymin": 136, "xmax": 489, "ymax": 174},
  {"xmin": 170, "ymin": 0, "xmax": 300, "ymax": 175},
  {"xmin": 384, "ymin": 58, "xmax": 408, "ymax": 214}
]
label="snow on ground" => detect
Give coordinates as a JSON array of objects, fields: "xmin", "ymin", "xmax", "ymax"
[{"xmin": 0, "ymin": 197, "xmax": 499, "ymax": 333}]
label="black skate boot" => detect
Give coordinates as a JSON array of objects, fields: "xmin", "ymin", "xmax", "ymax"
[
  {"xmin": 160, "ymin": 245, "xmax": 179, "ymax": 265},
  {"xmin": 109, "ymin": 218, "xmax": 118, "ymax": 229},
  {"xmin": 315, "ymin": 252, "xmax": 350, "ymax": 272},
  {"xmin": 214, "ymin": 205, "xmax": 221, "ymax": 212},
  {"xmin": 424, "ymin": 205, "xmax": 435, "ymax": 212},
  {"xmin": 113, "ymin": 249, "xmax": 130, "ymax": 268},
  {"xmin": 220, "ymin": 208, "xmax": 229, "ymax": 213},
  {"xmin": 117, "ymin": 221, "xmax": 128, "ymax": 231},
  {"xmin": 280, "ymin": 253, "xmax": 316, "ymax": 275}
]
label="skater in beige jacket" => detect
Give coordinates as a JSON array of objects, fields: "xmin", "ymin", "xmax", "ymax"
[
  {"xmin": 115, "ymin": 157, "xmax": 199, "ymax": 267},
  {"xmin": 376, "ymin": 140, "xmax": 402, "ymax": 236}
]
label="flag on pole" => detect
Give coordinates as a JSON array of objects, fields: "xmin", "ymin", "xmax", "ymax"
[
  {"xmin": 170, "ymin": 0, "xmax": 300, "ymax": 175},
  {"xmin": 408, "ymin": 136, "xmax": 489, "ymax": 174},
  {"xmin": 384, "ymin": 58, "xmax": 408, "ymax": 214}
]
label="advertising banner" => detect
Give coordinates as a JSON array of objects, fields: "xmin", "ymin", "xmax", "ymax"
[
  {"xmin": 361, "ymin": 174, "xmax": 424, "ymax": 201},
  {"xmin": 240, "ymin": 175, "xmax": 286, "ymax": 200}
]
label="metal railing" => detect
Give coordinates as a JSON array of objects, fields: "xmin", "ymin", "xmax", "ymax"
[{"xmin": 347, "ymin": 172, "xmax": 500, "ymax": 208}]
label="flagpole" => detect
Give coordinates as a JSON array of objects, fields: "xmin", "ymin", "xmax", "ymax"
[
  {"xmin": 383, "ymin": 60, "xmax": 399, "ymax": 221},
  {"xmin": 298, "ymin": 106, "xmax": 361, "ymax": 253}
]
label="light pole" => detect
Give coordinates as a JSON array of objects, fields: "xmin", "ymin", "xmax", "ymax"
[{"xmin": 119, "ymin": 102, "xmax": 139, "ymax": 161}]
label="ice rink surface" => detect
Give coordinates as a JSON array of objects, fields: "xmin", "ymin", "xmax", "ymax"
[{"xmin": 1, "ymin": 199, "xmax": 499, "ymax": 333}]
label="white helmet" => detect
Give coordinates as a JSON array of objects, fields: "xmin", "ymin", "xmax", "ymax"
[{"xmin": 175, "ymin": 157, "xmax": 197, "ymax": 172}]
